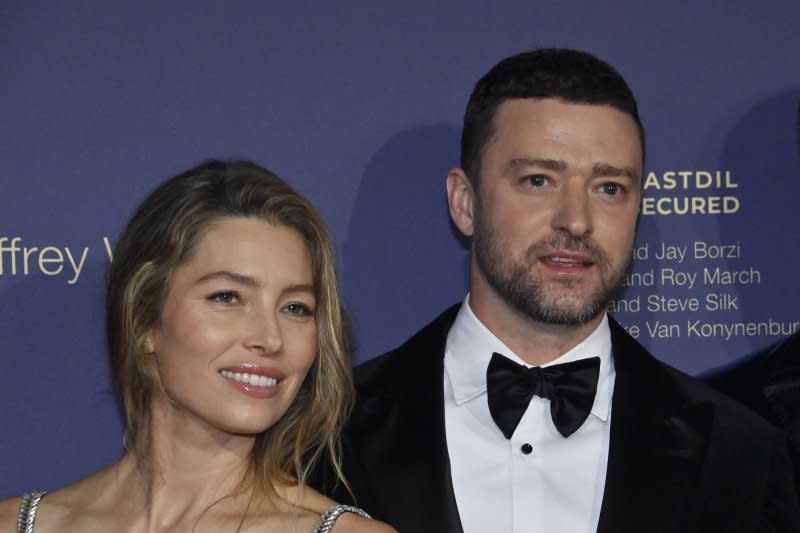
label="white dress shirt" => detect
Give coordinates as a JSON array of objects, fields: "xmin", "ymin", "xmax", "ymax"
[{"xmin": 444, "ymin": 296, "xmax": 615, "ymax": 533}]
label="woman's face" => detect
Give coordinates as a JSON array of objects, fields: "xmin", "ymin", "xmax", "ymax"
[{"xmin": 148, "ymin": 216, "xmax": 318, "ymax": 436}]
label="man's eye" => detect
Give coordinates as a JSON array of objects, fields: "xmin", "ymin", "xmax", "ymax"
[
  {"xmin": 601, "ymin": 183, "xmax": 623, "ymax": 195},
  {"xmin": 208, "ymin": 291, "xmax": 239, "ymax": 304},
  {"xmin": 285, "ymin": 303, "xmax": 313, "ymax": 316},
  {"xmin": 526, "ymin": 174, "xmax": 548, "ymax": 187}
]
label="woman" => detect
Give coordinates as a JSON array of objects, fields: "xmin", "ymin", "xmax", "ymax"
[{"xmin": 0, "ymin": 160, "xmax": 394, "ymax": 532}]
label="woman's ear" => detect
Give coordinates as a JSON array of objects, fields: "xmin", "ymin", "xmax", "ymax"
[{"xmin": 144, "ymin": 333, "xmax": 155, "ymax": 355}]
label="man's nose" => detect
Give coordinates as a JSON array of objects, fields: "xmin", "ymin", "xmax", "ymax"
[{"xmin": 551, "ymin": 184, "xmax": 592, "ymax": 237}]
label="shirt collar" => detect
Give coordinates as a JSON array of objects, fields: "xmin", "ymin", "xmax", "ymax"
[{"xmin": 444, "ymin": 295, "xmax": 615, "ymax": 421}]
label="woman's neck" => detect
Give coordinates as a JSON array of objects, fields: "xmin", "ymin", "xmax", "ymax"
[{"xmin": 119, "ymin": 395, "xmax": 261, "ymax": 529}]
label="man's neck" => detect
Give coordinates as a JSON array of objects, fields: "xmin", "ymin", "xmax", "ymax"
[{"xmin": 468, "ymin": 289, "xmax": 604, "ymax": 367}]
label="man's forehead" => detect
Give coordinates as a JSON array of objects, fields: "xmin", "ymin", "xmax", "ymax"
[
  {"xmin": 486, "ymin": 98, "xmax": 644, "ymax": 167},
  {"xmin": 492, "ymin": 97, "xmax": 635, "ymax": 123}
]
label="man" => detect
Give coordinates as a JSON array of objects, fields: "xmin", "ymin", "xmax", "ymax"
[
  {"xmin": 703, "ymin": 99, "xmax": 800, "ymax": 493},
  {"xmin": 318, "ymin": 49, "xmax": 800, "ymax": 532},
  {"xmin": 704, "ymin": 331, "xmax": 800, "ymax": 492}
]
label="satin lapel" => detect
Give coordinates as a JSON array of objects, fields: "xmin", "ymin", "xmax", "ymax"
[
  {"xmin": 355, "ymin": 305, "xmax": 464, "ymax": 533},
  {"xmin": 763, "ymin": 333, "xmax": 800, "ymax": 453},
  {"xmin": 597, "ymin": 320, "xmax": 712, "ymax": 533},
  {"xmin": 764, "ymin": 381, "xmax": 800, "ymax": 452}
]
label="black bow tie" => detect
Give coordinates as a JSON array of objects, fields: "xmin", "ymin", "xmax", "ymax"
[{"xmin": 486, "ymin": 352, "xmax": 600, "ymax": 439}]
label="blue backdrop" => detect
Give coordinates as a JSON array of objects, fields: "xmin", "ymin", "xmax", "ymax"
[{"xmin": 2, "ymin": 1, "xmax": 799, "ymax": 496}]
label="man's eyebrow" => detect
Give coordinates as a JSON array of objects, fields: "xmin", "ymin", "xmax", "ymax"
[
  {"xmin": 593, "ymin": 162, "xmax": 640, "ymax": 182},
  {"xmin": 195, "ymin": 270, "xmax": 259, "ymax": 287},
  {"xmin": 507, "ymin": 158, "xmax": 639, "ymax": 182},
  {"xmin": 507, "ymin": 157, "xmax": 567, "ymax": 173}
]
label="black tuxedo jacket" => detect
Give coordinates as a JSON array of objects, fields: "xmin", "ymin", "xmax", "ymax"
[
  {"xmin": 704, "ymin": 331, "xmax": 800, "ymax": 494},
  {"xmin": 316, "ymin": 306, "xmax": 800, "ymax": 532}
]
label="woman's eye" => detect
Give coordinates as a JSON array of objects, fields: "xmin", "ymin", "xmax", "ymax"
[
  {"xmin": 526, "ymin": 174, "xmax": 548, "ymax": 187},
  {"xmin": 285, "ymin": 302, "xmax": 313, "ymax": 316},
  {"xmin": 208, "ymin": 291, "xmax": 240, "ymax": 304}
]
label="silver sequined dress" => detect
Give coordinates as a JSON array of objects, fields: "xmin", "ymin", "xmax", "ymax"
[{"xmin": 16, "ymin": 491, "xmax": 369, "ymax": 532}]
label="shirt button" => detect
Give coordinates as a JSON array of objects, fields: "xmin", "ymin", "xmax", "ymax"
[{"xmin": 521, "ymin": 443, "xmax": 533, "ymax": 455}]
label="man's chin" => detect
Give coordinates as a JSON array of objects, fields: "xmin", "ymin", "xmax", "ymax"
[
  {"xmin": 522, "ymin": 293, "xmax": 607, "ymax": 326},
  {"xmin": 537, "ymin": 308, "xmax": 603, "ymax": 327}
]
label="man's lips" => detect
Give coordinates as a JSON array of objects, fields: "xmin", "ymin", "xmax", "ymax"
[{"xmin": 539, "ymin": 251, "xmax": 595, "ymax": 271}]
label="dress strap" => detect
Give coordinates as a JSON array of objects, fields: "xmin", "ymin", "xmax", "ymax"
[
  {"xmin": 16, "ymin": 491, "xmax": 47, "ymax": 533},
  {"xmin": 313, "ymin": 504, "xmax": 371, "ymax": 533}
]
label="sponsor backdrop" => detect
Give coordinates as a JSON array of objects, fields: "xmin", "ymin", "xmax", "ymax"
[{"xmin": 1, "ymin": 2, "xmax": 798, "ymax": 496}]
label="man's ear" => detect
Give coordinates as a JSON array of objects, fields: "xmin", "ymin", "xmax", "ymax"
[{"xmin": 446, "ymin": 167, "xmax": 476, "ymax": 237}]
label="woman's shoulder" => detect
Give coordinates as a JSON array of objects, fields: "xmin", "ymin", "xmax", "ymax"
[
  {"xmin": 0, "ymin": 486, "xmax": 86, "ymax": 533},
  {"xmin": 282, "ymin": 485, "xmax": 395, "ymax": 533},
  {"xmin": 0, "ymin": 495, "xmax": 24, "ymax": 530},
  {"xmin": 325, "ymin": 510, "xmax": 396, "ymax": 533},
  {"xmin": 0, "ymin": 465, "xmax": 121, "ymax": 532}
]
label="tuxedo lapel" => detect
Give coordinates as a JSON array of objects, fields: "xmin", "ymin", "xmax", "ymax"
[
  {"xmin": 762, "ymin": 333, "xmax": 800, "ymax": 453},
  {"xmin": 352, "ymin": 305, "xmax": 464, "ymax": 533},
  {"xmin": 597, "ymin": 320, "xmax": 713, "ymax": 533},
  {"xmin": 764, "ymin": 380, "xmax": 800, "ymax": 453}
]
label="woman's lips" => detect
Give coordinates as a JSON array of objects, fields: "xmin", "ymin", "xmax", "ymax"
[{"xmin": 218, "ymin": 364, "xmax": 285, "ymax": 398}]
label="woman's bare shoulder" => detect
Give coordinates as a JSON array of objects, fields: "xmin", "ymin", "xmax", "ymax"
[
  {"xmin": 330, "ymin": 513, "xmax": 397, "ymax": 533},
  {"xmin": 0, "ymin": 495, "xmax": 23, "ymax": 529},
  {"xmin": 280, "ymin": 485, "xmax": 395, "ymax": 532},
  {"xmin": 0, "ymin": 463, "xmax": 125, "ymax": 532},
  {"xmin": 272, "ymin": 483, "xmax": 339, "ymax": 517}
]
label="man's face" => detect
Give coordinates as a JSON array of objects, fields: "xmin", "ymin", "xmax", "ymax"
[{"xmin": 470, "ymin": 98, "xmax": 642, "ymax": 326}]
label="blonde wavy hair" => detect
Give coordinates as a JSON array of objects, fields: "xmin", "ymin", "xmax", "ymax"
[{"xmin": 106, "ymin": 160, "xmax": 353, "ymax": 502}]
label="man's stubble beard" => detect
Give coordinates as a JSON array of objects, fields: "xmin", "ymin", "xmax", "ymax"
[{"xmin": 472, "ymin": 198, "xmax": 632, "ymax": 327}]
